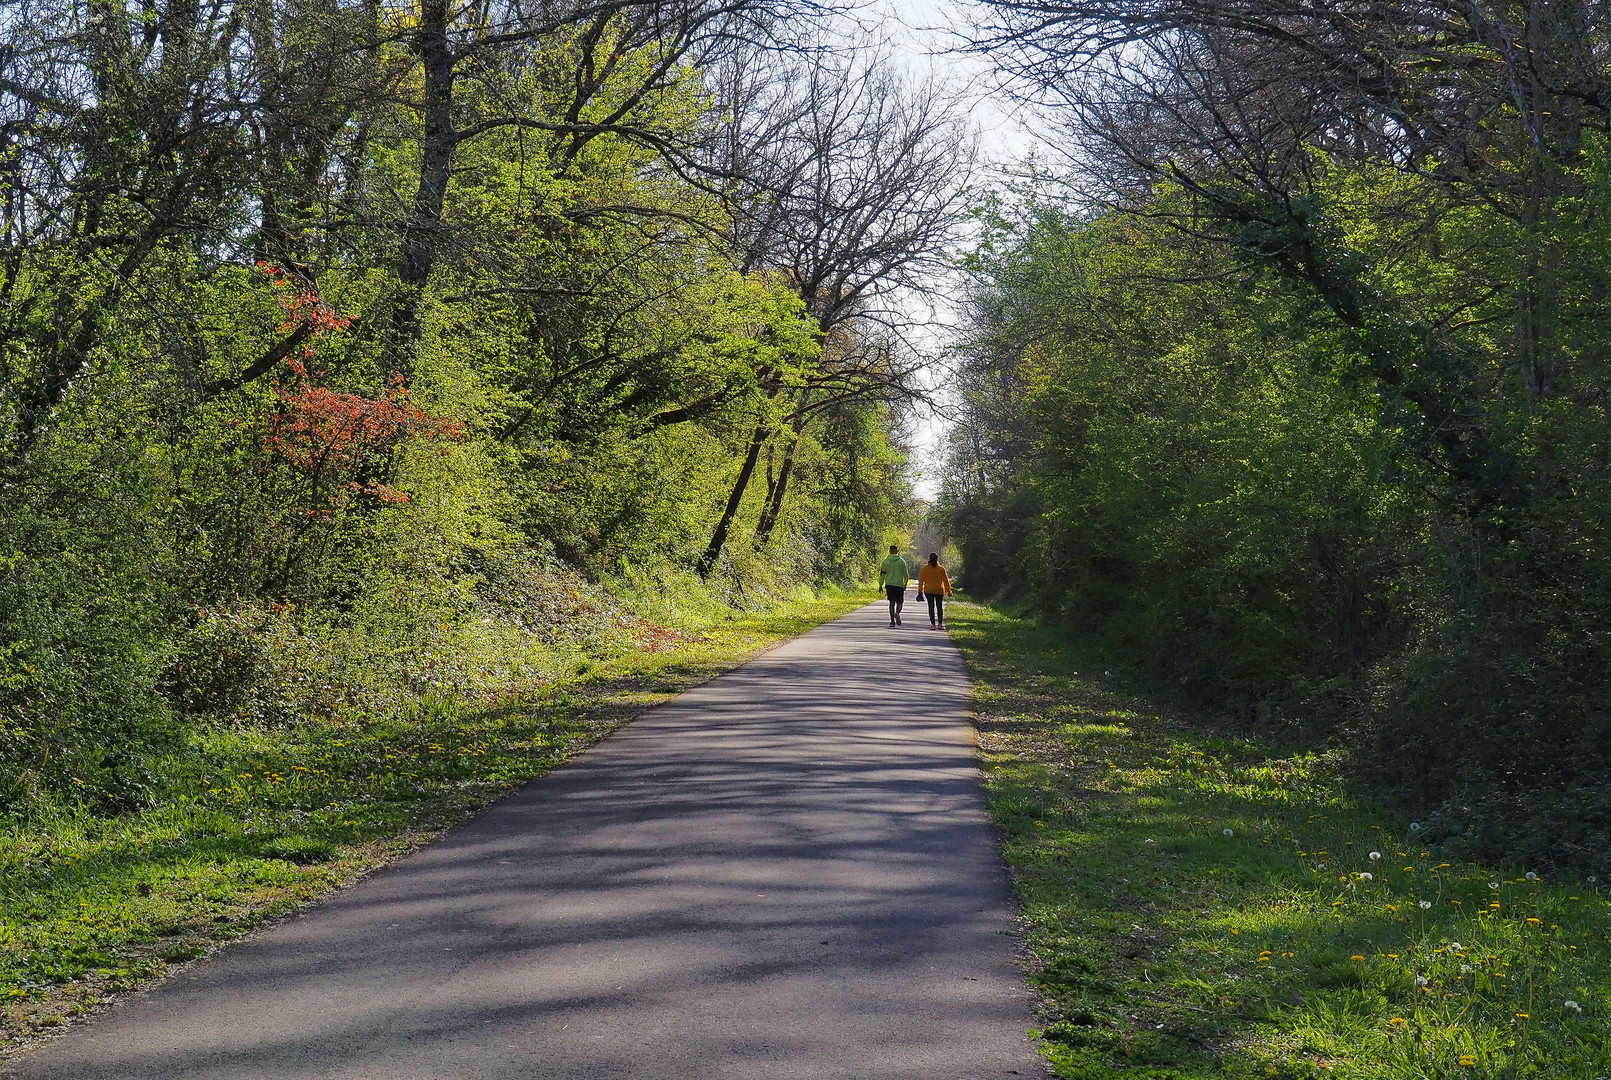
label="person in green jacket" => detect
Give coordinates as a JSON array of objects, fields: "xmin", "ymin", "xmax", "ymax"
[{"xmin": 878, "ymin": 545, "xmax": 910, "ymax": 627}]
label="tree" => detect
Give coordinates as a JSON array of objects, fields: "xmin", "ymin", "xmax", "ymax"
[
  {"xmin": 950, "ymin": 0, "xmax": 1611, "ymax": 865},
  {"xmin": 693, "ymin": 36, "xmax": 974, "ymax": 574}
]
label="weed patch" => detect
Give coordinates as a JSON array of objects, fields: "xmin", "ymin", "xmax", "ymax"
[{"xmin": 949, "ymin": 602, "xmax": 1611, "ymax": 1079}]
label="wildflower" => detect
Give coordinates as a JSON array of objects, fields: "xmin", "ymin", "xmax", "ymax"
[
  {"xmin": 1418, "ymin": 900, "xmax": 1432, "ymax": 909},
  {"xmin": 1223, "ymin": 828, "xmax": 1234, "ymax": 837},
  {"xmin": 1388, "ymin": 1017, "xmax": 1408, "ymax": 1027},
  {"xmin": 1459, "ymin": 1055, "xmax": 1475, "ymax": 1066},
  {"xmin": 1525, "ymin": 871, "xmax": 1538, "ymax": 881},
  {"xmin": 1515, "ymin": 1012, "xmax": 1530, "ymax": 1019},
  {"xmin": 1369, "ymin": 851, "xmax": 1382, "ymax": 861},
  {"xmin": 1358, "ymin": 872, "xmax": 1373, "ymax": 881},
  {"xmin": 1350, "ymin": 955, "xmax": 1365, "ymax": 961},
  {"xmin": 1526, "ymin": 917, "xmax": 1541, "ymax": 925}
]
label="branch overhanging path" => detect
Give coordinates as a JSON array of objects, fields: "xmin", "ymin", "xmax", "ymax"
[{"xmin": 4, "ymin": 605, "xmax": 1043, "ymax": 1080}]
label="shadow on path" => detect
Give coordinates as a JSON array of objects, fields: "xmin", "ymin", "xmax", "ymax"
[{"xmin": 5, "ymin": 605, "xmax": 1043, "ymax": 1080}]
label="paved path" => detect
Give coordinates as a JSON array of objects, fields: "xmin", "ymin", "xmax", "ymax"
[{"xmin": 7, "ymin": 603, "xmax": 1043, "ymax": 1079}]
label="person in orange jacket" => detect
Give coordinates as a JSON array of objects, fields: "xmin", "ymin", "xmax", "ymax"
[{"xmin": 915, "ymin": 552, "xmax": 953, "ymax": 630}]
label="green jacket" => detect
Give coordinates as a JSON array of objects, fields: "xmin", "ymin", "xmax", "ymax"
[{"xmin": 878, "ymin": 553, "xmax": 909, "ymax": 588}]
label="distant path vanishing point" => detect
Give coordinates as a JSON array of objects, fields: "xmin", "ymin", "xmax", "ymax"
[{"xmin": 6, "ymin": 602, "xmax": 1044, "ymax": 1080}]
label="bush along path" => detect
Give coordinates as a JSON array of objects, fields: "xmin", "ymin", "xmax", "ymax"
[
  {"xmin": 948, "ymin": 602, "xmax": 1610, "ymax": 1079},
  {"xmin": 0, "ymin": 591, "xmax": 870, "ymax": 1053}
]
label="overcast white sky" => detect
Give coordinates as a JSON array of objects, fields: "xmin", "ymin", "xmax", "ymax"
[{"xmin": 864, "ymin": 0, "xmax": 1042, "ymax": 500}]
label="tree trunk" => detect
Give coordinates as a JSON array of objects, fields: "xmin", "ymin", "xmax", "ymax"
[
  {"xmin": 697, "ymin": 423, "xmax": 769, "ymax": 577},
  {"xmin": 754, "ymin": 416, "xmax": 804, "ymax": 548},
  {"xmin": 390, "ymin": 0, "xmax": 456, "ymax": 377}
]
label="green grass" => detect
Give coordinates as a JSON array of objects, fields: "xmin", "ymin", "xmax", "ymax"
[
  {"xmin": 947, "ymin": 601, "xmax": 1611, "ymax": 1079},
  {"xmin": 0, "ymin": 589, "xmax": 872, "ymax": 1051}
]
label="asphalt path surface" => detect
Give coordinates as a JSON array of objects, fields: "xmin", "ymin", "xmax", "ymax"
[{"xmin": 7, "ymin": 601, "xmax": 1043, "ymax": 1079}]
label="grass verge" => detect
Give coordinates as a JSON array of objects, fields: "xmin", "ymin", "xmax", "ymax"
[
  {"xmin": 948, "ymin": 601, "xmax": 1610, "ymax": 1079},
  {"xmin": 0, "ymin": 589, "xmax": 872, "ymax": 1052}
]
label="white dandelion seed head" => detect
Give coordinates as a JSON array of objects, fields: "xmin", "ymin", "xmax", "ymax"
[
  {"xmin": 1419, "ymin": 900, "xmax": 1432, "ymax": 909},
  {"xmin": 1409, "ymin": 822, "xmax": 1422, "ymax": 832},
  {"xmin": 1369, "ymin": 851, "xmax": 1382, "ymax": 860},
  {"xmin": 1359, "ymin": 872, "xmax": 1374, "ymax": 881},
  {"xmin": 1223, "ymin": 828, "xmax": 1234, "ymax": 836},
  {"xmin": 1317, "ymin": 863, "xmax": 1327, "ymax": 870},
  {"xmin": 1566, "ymin": 1000, "xmax": 1583, "ymax": 1012},
  {"xmin": 1526, "ymin": 871, "xmax": 1538, "ymax": 881},
  {"xmin": 1589, "ymin": 876, "xmax": 1598, "ymax": 884},
  {"xmin": 1490, "ymin": 882, "xmax": 1500, "ymax": 890},
  {"xmin": 1460, "ymin": 964, "xmax": 1473, "ymax": 973},
  {"xmin": 1415, "ymin": 975, "xmax": 1428, "ymax": 986}
]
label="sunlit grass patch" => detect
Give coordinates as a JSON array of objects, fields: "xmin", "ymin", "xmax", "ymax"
[
  {"xmin": 948, "ymin": 601, "xmax": 1610, "ymax": 1079},
  {"xmin": 0, "ymin": 589, "xmax": 872, "ymax": 1052}
]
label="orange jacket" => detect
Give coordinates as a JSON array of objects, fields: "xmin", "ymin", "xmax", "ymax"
[{"xmin": 915, "ymin": 564, "xmax": 952, "ymax": 596}]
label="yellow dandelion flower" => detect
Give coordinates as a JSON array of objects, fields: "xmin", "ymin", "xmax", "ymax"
[
  {"xmin": 1350, "ymin": 954, "xmax": 1365, "ymax": 961},
  {"xmin": 1388, "ymin": 1017, "xmax": 1408, "ymax": 1027}
]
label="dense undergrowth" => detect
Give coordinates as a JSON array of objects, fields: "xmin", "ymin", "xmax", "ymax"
[
  {"xmin": 945, "ymin": 136, "xmax": 1611, "ymax": 870},
  {"xmin": 0, "ymin": 588, "xmax": 870, "ymax": 1051},
  {"xmin": 952, "ymin": 602, "xmax": 1610, "ymax": 1079}
]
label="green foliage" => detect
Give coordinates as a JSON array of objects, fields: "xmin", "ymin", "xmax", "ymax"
[
  {"xmin": 952, "ymin": 601, "xmax": 1611, "ymax": 1080},
  {"xmin": 0, "ymin": 23, "xmax": 913, "ymax": 820},
  {"xmin": 946, "ymin": 172, "xmax": 1611, "ymax": 866}
]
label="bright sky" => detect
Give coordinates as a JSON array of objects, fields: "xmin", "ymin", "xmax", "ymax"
[{"xmin": 867, "ymin": 0, "xmax": 1042, "ymax": 500}]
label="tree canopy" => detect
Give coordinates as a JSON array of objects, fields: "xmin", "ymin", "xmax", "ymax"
[{"xmin": 0, "ymin": 0, "xmax": 971, "ymax": 812}]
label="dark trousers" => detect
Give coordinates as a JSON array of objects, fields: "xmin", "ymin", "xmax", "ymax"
[{"xmin": 926, "ymin": 591, "xmax": 945, "ymax": 624}]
